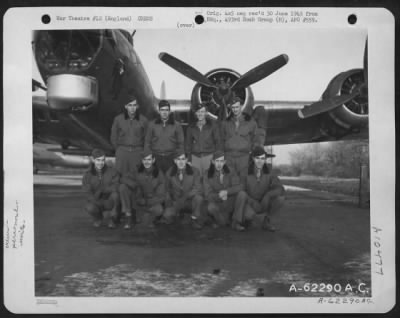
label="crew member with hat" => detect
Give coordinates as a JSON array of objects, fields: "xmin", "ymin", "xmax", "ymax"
[
  {"xmin": 110, "ymin": 97, "xmax": 148, "ymax": 175},
  {"xmin": 220, "ymin": 97, "xmax": 265, "ymax": 176},
  {"xmin": 120, "ymin": 149, "xmax": 166, "ymax": 229},
  {"xmin": 82, "ymin": 148, "xmax": 120, "ymax": 228},
  {"xmin": 241, "ymin": 146, "xmax": 285, "ymax": 231},
  {"xmin": 185, "ymin": 102, "xmax": 222, "ymax": 177},
  {"xmin": 144, "ymin": 99, "xmax": 184, "ymax": 173},
  {"xmin": 203, "ymin": 150, "xmax": 248, "ymax": 231},
  {"xmin": 164, "ymin": 151, "xmax": 204, "ymax": 229}
]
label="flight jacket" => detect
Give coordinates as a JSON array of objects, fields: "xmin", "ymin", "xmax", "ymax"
[
  {"xmin": 165, "ymin": 164, "xmax": 203, "ymax": 203},
  {"xmin": 110, "ymin": 111, "xmax": 148, "ymax": 149},
  {"xmin": 203, "ymin": 164, "xmax": 243, "ymax": 202},
  {"xmin": 82, "ymin": 164, "xmax": 119, "ymax": 202},
  {"xmin": 185, "ymin": 118, "xmax": 222, "ymax": 160},
  {"xmin": 242, "ymin": 164, "xmax": 285, "ymax": 201},
  {"xmin": 144, "ymin": 113, "xmax": 184, "ymax": 156},
  {"xmin": 221, "ymin": 114, "xmax": 265, "ymax": 156},
  {"xmin": 120, "ymin": 164, "xmax": 165, "ymax": 207}
]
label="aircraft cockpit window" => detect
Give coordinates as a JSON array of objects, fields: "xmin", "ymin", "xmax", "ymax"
[{"xmin": 35, "ymin": 30, "xmax": 102, "ymax": 73}]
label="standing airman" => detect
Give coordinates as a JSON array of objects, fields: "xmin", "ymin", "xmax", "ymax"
[
  {"xmin": 221, "ymin": 97, "xmax": 265, "ymax": 176},
  {"xmin": 144, "ymin": 100, "xmax": 184, "ymax": 173},
  {"xmin": 185, "ymin": 103, "xmax": 222, "ymax": 177},
  {"xmin": 111, "ymin": 98, "xmax": 148, "ymax": 175}
]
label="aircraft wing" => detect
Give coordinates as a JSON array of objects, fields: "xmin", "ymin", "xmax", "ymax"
[
  {"xmin": 251, "ymin": 100, "xmax": 368, "ymax": 146},
  {"xmin": 160, "ymin": 47, "xmax": 368, "ymax": 147},
  {"xmin": 169, "ymin": 97, "xmax": 368, "ymax": 146}
]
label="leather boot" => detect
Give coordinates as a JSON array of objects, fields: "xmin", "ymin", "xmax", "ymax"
[
  {"xmin": 262, "ymin": 216, "xmax": 276, "ymax": 232},
  {"xmin": 124, "ymin": 216, "xmax": 133, "ymax": 230}
]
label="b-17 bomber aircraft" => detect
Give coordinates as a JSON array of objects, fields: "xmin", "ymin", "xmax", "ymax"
[{"xmin": 32, "ymin": 29, "xmax": 368, "ymax": 162}]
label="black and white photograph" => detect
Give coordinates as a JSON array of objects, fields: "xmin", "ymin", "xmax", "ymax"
[{"xmin": 3, "ymin": 7, "xmax": 396, "ymax": 313}]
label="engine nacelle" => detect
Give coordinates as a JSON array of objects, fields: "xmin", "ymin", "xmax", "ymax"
[
  {"xmin": 324, "ymin": 69, "xmax": 368, "ymax": 130},
  {"xmin": 190, "ymin": 68, "xmax": 254, "ymax": 117},
  {"xmin": 47, "ymin": 74, "xmax": 98, "ymax": 111}
]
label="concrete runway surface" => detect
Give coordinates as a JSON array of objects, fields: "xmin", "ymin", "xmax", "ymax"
[{"xmin": 34, "ymin": 173, "xmax": 371, "ymax": 297}]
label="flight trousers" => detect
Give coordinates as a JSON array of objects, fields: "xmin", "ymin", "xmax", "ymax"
[
  {"xmin": 191, "ymin": 154, "xmax": 213, "ymax": 177},
  {"xmin": 225, "ymin": 153, "xmax": 250, "ymax": 176},
  {"xmin": 115, "ymin": 146, "xmax": 143, "ymax": 175},
  {"xmin": 207, "ymin": 190, "xmax": 247, "ymax": 226},
  {"xmin": 164, "ymin": 194, "xmax": 204, "ymax": 223},
  {"xmin": 243, "ymin": 194, "xmax": 285, "ymax": 222},
  {"xmin": 154, "ymin": 154, "xmax": 175, "ymax": 174},
  {"xmin": 85, "ymin": 192, "xmax": 120, "ymax": 221}
]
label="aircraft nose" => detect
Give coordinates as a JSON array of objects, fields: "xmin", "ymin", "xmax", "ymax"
[{"xmin": 34, "ymin": 30, "xmax": 103, "ymax": 74}]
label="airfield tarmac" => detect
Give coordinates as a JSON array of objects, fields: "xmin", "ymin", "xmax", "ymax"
[{"xmin": 34, "ymin": 172, "xmax": 371, "ymax": 297}]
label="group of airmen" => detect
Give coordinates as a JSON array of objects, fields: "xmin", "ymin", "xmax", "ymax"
[{"xmin": 82, "ymin": 97, "xmax": 285, "ymax": 232}]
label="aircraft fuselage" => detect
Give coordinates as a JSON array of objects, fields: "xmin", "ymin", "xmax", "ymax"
[{"xmin": 33, "ymin": 30, "xmax": 156, "ymax": 154}]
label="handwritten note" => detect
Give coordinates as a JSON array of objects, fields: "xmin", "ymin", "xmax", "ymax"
[
  {"xmin": 372, "ymin": 226, "xmax": 383, "ymax": 275},
  {"xmin": 4, "ymin": 200, "xmax": 25, "ymax": 249}
]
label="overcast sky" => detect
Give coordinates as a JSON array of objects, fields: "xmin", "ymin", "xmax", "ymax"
[
  {"xmin": 133, "ymin": 28, "xmax": 366, "ymax": 163},
  {"xmin": 33, "ymin": 27, "xmax": 366, "ymax": 164},
  {"xmin": 134, "ymin": 28, "xmax": 366, "ymax": 101}
]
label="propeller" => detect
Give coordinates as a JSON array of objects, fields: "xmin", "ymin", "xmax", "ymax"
[
  {"xmin": 159, "ymin": 52, "xmax": 289, "ymax": 108},
  {"xmin": 159, "ymin": 52, "xmax": 217, "ymax": 88},
  {"xmin": 298, "ymin": 89, "xmax": 361, "ymax": 119},
  {"xmin": 231, "ymin": 54, "xmax": 289, "ymax": 90},
  {"xmin": 298, "ymin": 39, "xmax": 368, "ymax": 119}
]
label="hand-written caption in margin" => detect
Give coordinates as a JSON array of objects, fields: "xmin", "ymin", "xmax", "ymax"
[
  {"xmin": 372, "ymin": 226, "xmax": 384, "ymax": 275},
  {"xmin": 4, "ymin": 201, "xmax": 26, "ymax": 249}
]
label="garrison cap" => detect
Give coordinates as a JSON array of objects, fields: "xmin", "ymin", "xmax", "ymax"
[
  {"xmin": 231, "ymin": 96, "xmax": 244, "ymax": 105},
  {"xmin": 174, "ymin": 150, "xmax": 186, "ymax": 159},
  {"xmin": 158, "ymin": 99, "xmax": 170, "ymax": 109},
  {"xmin": 141, "ymin": 149, "xmax": 153, "ymax": 159},
  {"xmin": 91, "ymin": 148, "xmax": 106, "ymax": 159},
  {"xmin": 192, "ymin": 102, "xmax": 207, "ymax": 112},
  {"xmin": 212, "ymin": 150, "xmax": 225, "ymax": 160},
  {"xmin": 125, "ymin": 97, "xmax": 137, "ymax": 105}
]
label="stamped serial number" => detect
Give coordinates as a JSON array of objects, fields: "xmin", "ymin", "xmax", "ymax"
[
  {"xmin": 289, "ymin": 282, "xmax": 368, "ymax": 294},
  {"xmin": 138, "ymin": 16, "xmax": 153, "ymax": 21}
]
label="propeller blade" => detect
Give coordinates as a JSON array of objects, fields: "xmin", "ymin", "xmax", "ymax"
[
  {"xmin": 231, "ymin": 54, "xmax": 289, "ymax": 90},
  {"xmin": 32, "ymin": 79, "xmax": 47, "ymax": 91},
  {"xmin": 159, "ymin": 52, "xmax": 217, "ymax": 88},
  {"xmin": 298, "ymin": 91, "xmax": 360, "ymax": 119}
]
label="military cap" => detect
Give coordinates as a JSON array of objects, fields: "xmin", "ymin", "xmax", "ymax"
[
  {"xmin": 91, "ymin": 148, "xmax": 106, "ymax": 159},
  {"xmin": 158, "ymin": 99, "xmax": 170, "ymax": 109},
  {"xmin": 173, "ymin": 150, "xmax": 186, "ymax": 159},
  {"xmin": 125, "ymin": 97, "xmax": 137, "ymax": 106},
  {"xmin": 251, "ymin": 146, "xmax": 276, "ymax": 158},
  {"xmin": 141, "ymin": 149, "xmax": 153, "ymax": 159},
  {"xmin": 192, "ymin": 102, "xmax": 207, "ymax": 112},
  {"xmin": 251, "ymin": 146, "xmax": 266, "ymax": 158},
  {"xmin": 212, "ymin": 150, "xmax": 225, "ymax": 160}
]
